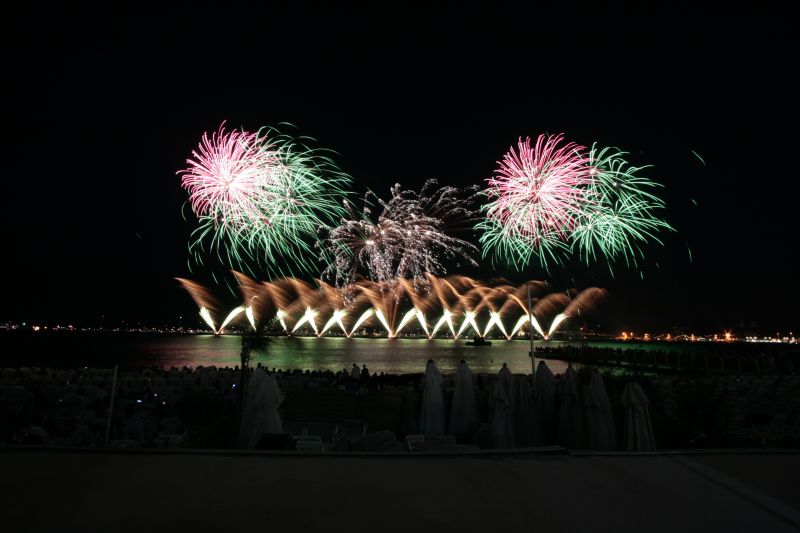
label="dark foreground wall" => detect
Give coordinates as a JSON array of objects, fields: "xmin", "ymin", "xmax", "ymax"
[{"xmin": 1, "ymin": 449, "xmax": 799, "ymax": 533}]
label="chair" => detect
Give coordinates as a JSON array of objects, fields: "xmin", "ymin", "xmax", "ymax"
[
  {"xmin": 155, "ymin": 433, "xmax": 186, "ymax": 448},
  {"xmin": 404, "ymin": 434, "xmax": 426, "ymax": 451},
  {"xmin": 293, "ymin": 435, "xmax": 323, "ymax": 452},
  {"xmin": 333, "ymin": 419, "xmax": 367, "ymax": 442}
]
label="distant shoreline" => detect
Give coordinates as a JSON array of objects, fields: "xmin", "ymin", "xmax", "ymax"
[{"xmin": 2, "ymin": 328, "xmax": 795, "ymax": 347}]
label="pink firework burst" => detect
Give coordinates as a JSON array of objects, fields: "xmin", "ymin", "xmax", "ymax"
[
  {"xmin": 179, "ymin": 123, "xmax": 278, "ymax": 226},
  {"xmin": 485, "ymin": 134, "xmax": 592, "ymax": 243}
]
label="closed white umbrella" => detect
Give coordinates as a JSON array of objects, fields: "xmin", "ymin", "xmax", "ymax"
[
  {"xmin": 262, "ymin": 374, "xmax": 284, "ymax": 435},
  {"xmin": 534, "ymin": 360, "xmax": 556, "ymax": 445},
  {"xmin": 514, "ymin": 374, "xmax": 534, "ymax": 447},
  {"xmin": 556, "ymin": 365, "xmax": 584, "ymax": 449},
  {"xmin": 590, "ymin": 372, "xmax": 618, "ymax": 450},
  {"xmin": 490, "ymin": 364, "xmax": 516, "ymax": 448},
  {"xmin": 583, "ymin": 384, "xmax": 610, "ymax": 451},
  {"xmin": 239, "ymin": 369, "xmax": 285, "ymax": 449},
  {"xmin": 239, "ymin": 368, "xmax": 266, "ymax": 448},
  {"xmin": 448, "ymin": 360, "xmax": 477, "ymax": 436},
  {"xmin": 621, "ymin": 382, "xmax": 656, "ymax": 451},
  {"xmin": 420, "ymin": 360, "xmax": 445, "ymax": 435}
]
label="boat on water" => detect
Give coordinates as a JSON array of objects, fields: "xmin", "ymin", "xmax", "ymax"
[{"xmin": 465, "ymin": 335, "xmax": 492, "ymax": 346}]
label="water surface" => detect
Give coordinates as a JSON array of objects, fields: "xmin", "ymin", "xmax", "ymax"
[{"xmin": 0, "ymin": 332, "xmax": 737, "ymax": 375}]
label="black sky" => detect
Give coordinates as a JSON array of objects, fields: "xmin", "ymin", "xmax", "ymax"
[{"xmin": 4, "ymin": 4, "xmax": 798, "ymax": 333}]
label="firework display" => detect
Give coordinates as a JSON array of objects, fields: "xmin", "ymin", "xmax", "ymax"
[
  {"xmin": 179, "ymin": 272, "xmax": 605, "ymax": 338},
  {"xmin": 179, "ymin": 124, "xmax": 672, "ymax": 291},
  {"xmin": 478, "ymin": 134, "xmax": 671, "ymax": 270},
  {"xmin": 478, "ymin": 135, "xmax": 592, "ymax": 269},
  {"xmin": 572, "ymin": 145, "xmax": 673, "ymax": 266},
  {"xmin": 179, "ymin": 123, "xmax": 351, "ymax": 277},
  {"xmin": 321, "ymin": 179, "xmax": 480, "ymax": 292}
]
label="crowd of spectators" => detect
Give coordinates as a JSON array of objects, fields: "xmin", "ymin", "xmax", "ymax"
[{"xmin": 1, "ymin": 351, "xmax": 798, "ymax": 449}]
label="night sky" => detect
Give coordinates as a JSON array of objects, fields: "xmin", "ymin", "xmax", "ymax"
[{"xmin": 5, "ymin": 5, "xmax": 797, "ymax": 333}]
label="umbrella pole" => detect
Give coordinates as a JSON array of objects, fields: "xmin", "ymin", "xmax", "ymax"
[
  {"xmin": 104, "ymin": 365, "xmax": 118, "ymax": 447},
  {"xmin": 528, "ymin": 284, "xmax": 535, "ymax": 377}
]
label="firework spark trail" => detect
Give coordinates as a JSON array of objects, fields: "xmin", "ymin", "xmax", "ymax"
[
  {"xmin": 479, "ymin": 134, "xmax": 672, "ymax": 270},
  {"xmin": 544, "ymin": 287, "xmax": 609, "ymax": 337},
  {"xmin": 179, "ymin": 273, "xmax": 603, "ymax": 340},
  {"xmin": 176, "ymin": 277, "xmax": 249, "ymax": 334},
  {"xmin": 572, "ymin": 145, "xmax": 673, "ymax": 267},
  {"xmin": 179, "ymin": 122, "xmax": 351, "ymax": 278},
  {"xmin": 179, "ymin": 124, "xmax": 278, "ymax": 226},
  {"xmin": 322, "ymin": 179, "xmax": 480, "ymax": 293},
  {"xmin": 175, "ymin": 277, "xmax": 222, "ymax": 312},
  {"xmin": 380, "ymin": 177, "xmax": 482, "ymax": 285},
  {"xmin": 488, "ymin": 135, "xmax": 591, "ymax": 234},
  {"xmin": 321, "ymin": 196, "xmax": 402, "ymax": 291},
  {"xmin": 478, "ymin": 134, "xmax": 592, "ymax": 269},
  {"xmin": 691, "ymin": 150, "xmax": 706, "ymax": 166}
]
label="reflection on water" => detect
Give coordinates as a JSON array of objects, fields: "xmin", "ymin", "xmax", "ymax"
[
  {"xmin": 134, "ymin": 335, "xmax": 578, "ymax": 375},
  {"xmin": 4, "ymin": 332, "xmax": 698, "ymax": 375}
]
